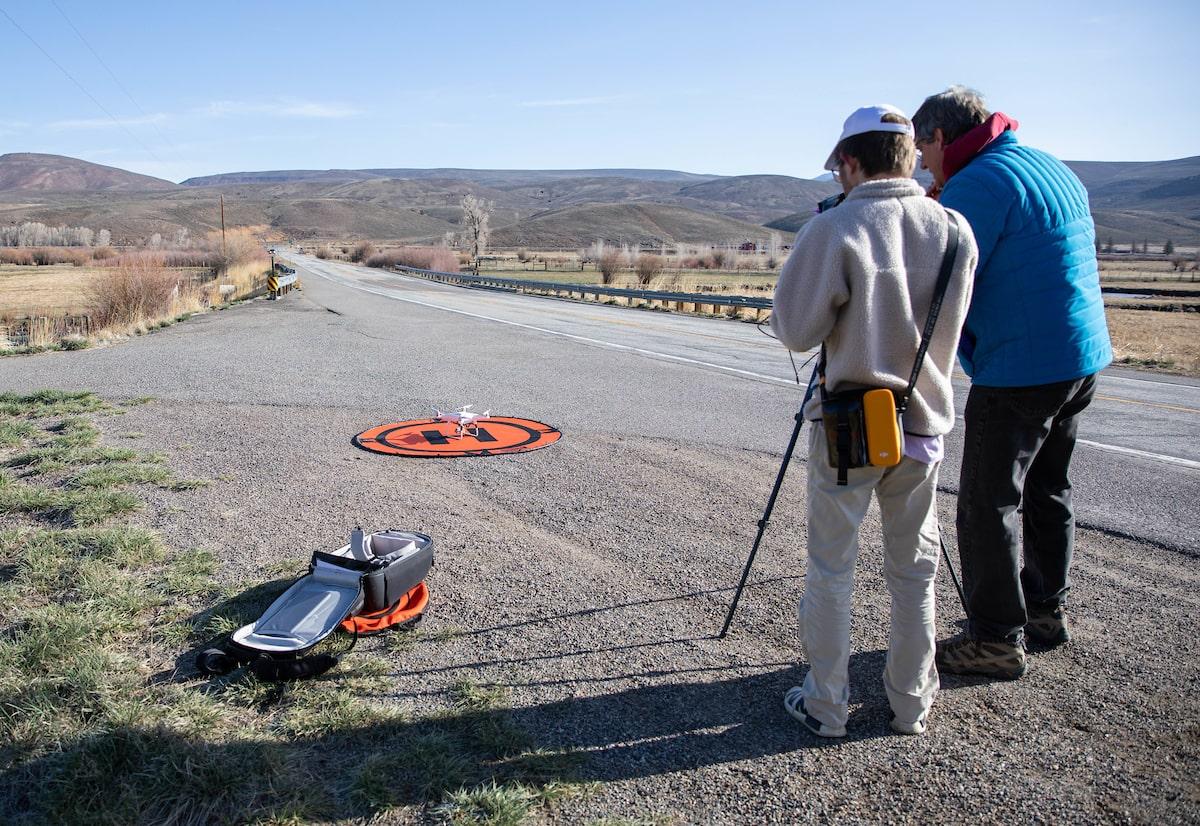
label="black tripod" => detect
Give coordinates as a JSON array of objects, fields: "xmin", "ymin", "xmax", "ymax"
[{"xmin": 717, "ymin": 410, "xmax": 969, "ymax": 638}]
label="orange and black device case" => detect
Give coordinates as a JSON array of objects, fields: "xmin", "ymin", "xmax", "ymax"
[{"xmin": 862, "ymin": 388, "xmax": 903, "ymax": 467}]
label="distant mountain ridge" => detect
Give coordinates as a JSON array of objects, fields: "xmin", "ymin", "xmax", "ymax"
[{"xmin": 181, "ymin": 167, "xmax": 719, "ymax": 187}]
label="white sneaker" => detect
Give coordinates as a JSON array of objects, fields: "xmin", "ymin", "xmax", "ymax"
[
  {"xmin": 889, "ymin": 712, "xmax": 927, "ymax": 736},
  {"xmin": 783, "ymin": 687, "xmax": 846, "ymax": 738}
]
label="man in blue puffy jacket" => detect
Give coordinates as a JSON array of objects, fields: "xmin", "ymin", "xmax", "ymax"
[{"xmin": 912, "ymin": 86, "xmax": 1112, "ymax": 679}]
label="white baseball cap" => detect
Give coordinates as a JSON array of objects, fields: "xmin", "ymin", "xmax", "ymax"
[{"xmin": 823, "ymin": 104, "xmax": 915, "ymax": 171}]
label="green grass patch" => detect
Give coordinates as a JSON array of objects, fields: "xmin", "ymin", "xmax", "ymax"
[
  {"xmin": 7, "ymin": 444, "xmax": 140, "ymax": 475},
  {"xmin": 0, "ymin": 525, "xmax": 164, "ymax": 568},
  {"xmin": 0, "ymin": 390, "xmax": 106, "ymax": 418},
  {"xmin": 119, "ymin": 396, "xmax": 155, "ymax": 407},
  {"xmin": 0, "ymin": 343, "xmax": 60, "ymax": 357},
  {"xmin": 8, "ymin": 730, "xmax": 325, "ymax": 825},
  {"xmin": 68, "ymin": 462, "xmax": 172, "ymax": 489},
  {"xmin": 157, "ymin": 548, "xmax": 220, "ymax": 598},
  {"xmin": 0, "ymin": 478, "xmax": 141, "ymax": 526},
  {"xmin": 66, "ymin": 461, "xmax": 204, "ymax": 492},
  {"xmin": 59, "ymin": 336, "xmax": 89, "ymax": 351},
  {"xmin": 434, "ymin": 779, "xmax": 581, "ymax": 826},
  {"xmin": 276, "ymin": 682, "xmax": 401, "ymax": 738},
  {"xmin": 47, "ymin": 416, "xmax": 101, "ymax": 446},
  {"xmin": 0, "ymin": 419, "xmax": 38, "ymax": 447}
]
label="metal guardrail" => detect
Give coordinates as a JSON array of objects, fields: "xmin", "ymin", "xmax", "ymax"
[
  {"xmin": 268, "ymin": 263, "xmax": 299, "ymax": 299},
  {"xmin": 389, "ymin": 265, "xmax": 774, "ymax": 314}
]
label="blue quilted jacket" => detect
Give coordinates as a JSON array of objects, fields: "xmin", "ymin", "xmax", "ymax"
[{"xmin": 940, "ymin": 131, "xmax": 1112, "ymax": 386}]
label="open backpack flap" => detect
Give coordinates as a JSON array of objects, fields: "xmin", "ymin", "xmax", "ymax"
[{"xmin": 196, "ymin": 529, "xmax": 434, "ymax": 681}]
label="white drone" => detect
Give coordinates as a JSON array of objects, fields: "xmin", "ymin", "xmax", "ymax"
[{"xmin": 431, "ymin": 405, "xmax": 491, "ymax": 438}]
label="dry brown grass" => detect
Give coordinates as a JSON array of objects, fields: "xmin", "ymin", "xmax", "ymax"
[
  {"xmin": 86, "ymin": 262, "xmax": 181, "ymax": 331},
  {"xmin": 1106, "ymin": 307, "xmax": 1200, "ymax": 375},
  {"xmin": 366, "ymin": 246, "xmax": 459, "ymax": 272},
  {"xmin": 0, "ymin": 264, "xmax": 115, "ymax": 316},
  {"xmin": 1100, "ymin": 258, "xmax": 1200, "ymax": 282}
]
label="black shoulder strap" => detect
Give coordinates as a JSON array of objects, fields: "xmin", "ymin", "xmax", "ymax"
[{"xmin": 897, "ymin": 213, "xmax": 960, "ymax": 414}]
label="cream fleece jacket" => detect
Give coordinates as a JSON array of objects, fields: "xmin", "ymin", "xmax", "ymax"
[{"xmin": 770, "ymin": 178, "xmax": 977, "ymax": 436}]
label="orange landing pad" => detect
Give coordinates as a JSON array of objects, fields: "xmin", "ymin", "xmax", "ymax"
[{"xmin": 353, "ymin": 416, "xmax": 562, "ymax": 457}]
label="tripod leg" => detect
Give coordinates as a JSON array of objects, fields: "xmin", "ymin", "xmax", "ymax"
[
  {"xmin": 718, "ymin": 412, "xmax": 806, "ymax": 638},
  {"xmin": 939, "ymin": 533, "xmax": 968, "ymax": 617}
]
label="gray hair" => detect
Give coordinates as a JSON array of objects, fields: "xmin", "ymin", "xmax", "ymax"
[{"xmin": 912, "ymin": 85, "xmax": 990, "ymax": 144}]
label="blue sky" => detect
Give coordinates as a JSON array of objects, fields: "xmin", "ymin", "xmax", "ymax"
[{"xmin": 1, "ymin": 0, "xmax": 1197, "ymax": 182}]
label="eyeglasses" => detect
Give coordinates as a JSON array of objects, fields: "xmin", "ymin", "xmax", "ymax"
[{"xmin": 830, "ymin": 161, "xmax": 843, "ymax": 183}]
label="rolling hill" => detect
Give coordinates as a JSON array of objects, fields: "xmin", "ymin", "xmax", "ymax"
[
  {"xmin": 0, "ymin": 153, "xmax": 178, "ymax": 192},
  {"xmin": 488, "ymin": 203, "xmax": 779, "ymax": 248}
]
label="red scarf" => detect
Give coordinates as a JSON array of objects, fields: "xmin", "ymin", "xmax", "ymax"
[{"xmin": 942, "ymin": 112, "xmax": 1019, "ymax": 180}]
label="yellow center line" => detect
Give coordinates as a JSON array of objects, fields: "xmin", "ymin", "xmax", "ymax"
[{"xmin": 1095, "ymin": 394, "xmax": 1200, "ymax": 414}]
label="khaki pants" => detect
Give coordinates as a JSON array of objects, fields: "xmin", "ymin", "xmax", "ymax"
[{"xmin": 798, "ymin": 422, "xmax": 941, "ymax": 728}]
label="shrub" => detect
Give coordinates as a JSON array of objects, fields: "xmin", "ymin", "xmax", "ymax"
[
  {"xmin": 203, "ymin": 227, "xmax": 267, "ymax": 275},
  {"xmin": 30, "ymin": 248, "xmax": 87, "ymax": 266},
  {"xmin": 314, "ymin": 245, "xmax": 332, "ymax": 260},
  {"xmin": 634, "ymin": 254, "xmax": 664, "ymax": 286},
  {"xmin": 0, "ymin": 249, "xmax": 34, "ymax": 265},
  {"xmin": 95, "ymin": 250, "xmax": 166, "ymax": 269},
  {"xmin": 90, "ymin": 246, "xmax": 118, "ymax": 261},
  {"xmin": 516, "ymin": 248, "xmax": 531, "ymax": 262},
  {"xmin": 349, "ymin": 241, "xmax": 375, "ymax": 263},
  {"xmin": 161, "ymin": 250, "xmax": 219, "ymax": 268},
  {"xmin": 365, "ymin": 247, "xmax": 459, "ymax": 272},
  {"xmin": 598, "ymin": 250, "xmax": 623, "ymax": 284},
  {"xmin": 87, "ymin": 262, "xmax": 181, "ymax": 331}
]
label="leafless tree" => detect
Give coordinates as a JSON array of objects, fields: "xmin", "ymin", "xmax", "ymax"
[
  {"xmin": 461, "ymin": 193, "xmax": 493, "ymax": 271},
  {"xmin": 635, "ymin": 254, "xmax": 664, "ymax": 286},
  {"xmin": 349, "ymin": 241, "xmax": 375, "ymax": 263},
  {"xmin": 766, "ymin": 232, "xmax": 783, "ymax": 269},
  {"xmin": 598, "ymin": 250, "xmax": 623, "ymax": 284}
]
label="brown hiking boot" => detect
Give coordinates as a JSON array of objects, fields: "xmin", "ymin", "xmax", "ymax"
[
  {"xmin": 1026, "ymin": 606, "xmax": 1071, "ymax": 648},
  {"xmin": 935, "ymin": 633, "xmax": 1027, "ymax": 679}
]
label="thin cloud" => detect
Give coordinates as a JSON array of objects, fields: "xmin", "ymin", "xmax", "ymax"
[
  {"xmin": 202, "ymin": 99, "xmax": 361, "ymax": 118},
  {"xmin": 520, "ymin": 94, "xmax": 629, "ymax": 108},
  {"xmin": 48, "ymin": 113, "xmax": 168, "ymax": 130}
]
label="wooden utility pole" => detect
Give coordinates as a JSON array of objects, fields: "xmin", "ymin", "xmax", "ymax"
[{"xmin": 220, "ymin": 194, "xmax": 226, "ymax": 260}]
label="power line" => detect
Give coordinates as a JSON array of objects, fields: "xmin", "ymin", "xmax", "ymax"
[
  {"xmin": 48, "ymin": 0, "xmax": 178, "ymax": 159},
  {"xmin": 0, "ymin": 5, "xmax": 164, "ymax": 164}
]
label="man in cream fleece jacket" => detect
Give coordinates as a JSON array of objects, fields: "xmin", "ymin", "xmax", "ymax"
[{"xmin": 770, "ymin": 104, "xmax": 977, "ymax": 737}]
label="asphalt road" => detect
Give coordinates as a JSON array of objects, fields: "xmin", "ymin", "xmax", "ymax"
[{"xmin": 1, "ymin": 253, "xmax": 1196, "ymax": 823}]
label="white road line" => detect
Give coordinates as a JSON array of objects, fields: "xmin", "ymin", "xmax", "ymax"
[
  {"xmin": 303, "ymin": 259, "xmax": 1200, "ymax": 471},
  {"xmin": 1076, "ymin": 439, "xmax": 1200, "ymax": 470},
  {"xmin": 1102, "ymin": 373, "xmax": 1200, "ymax": 389},
  {"xmin": 305, "ymin": 262, "xmax": 804, "ymax": 388}
]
